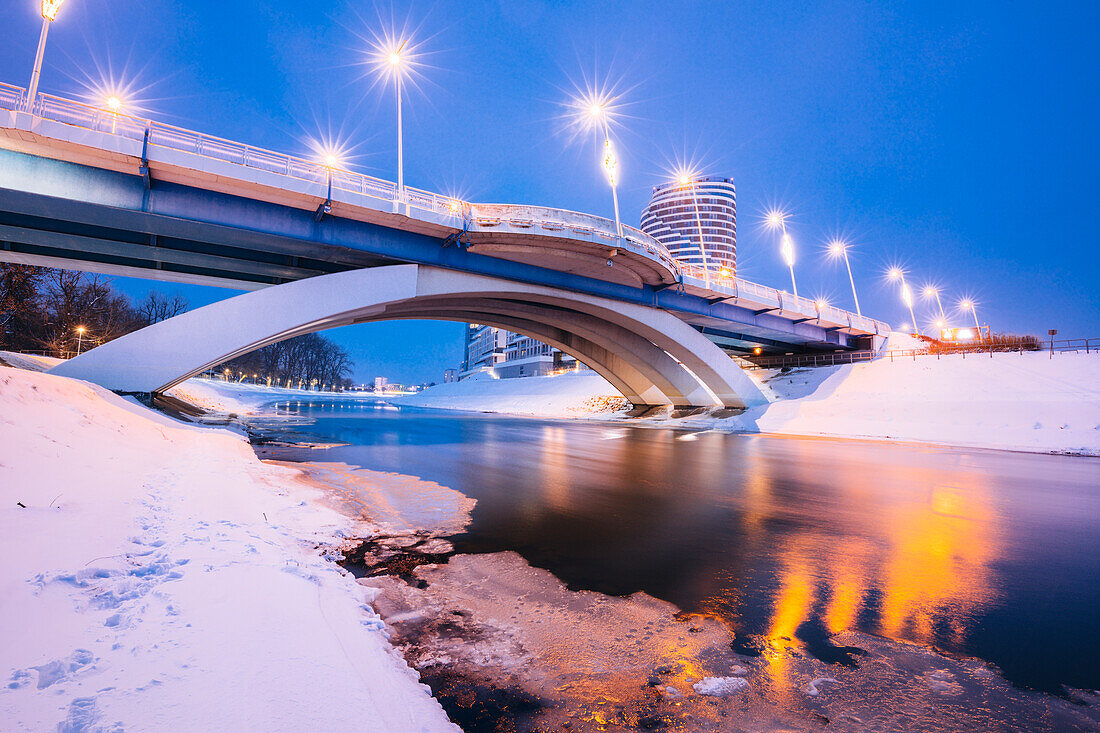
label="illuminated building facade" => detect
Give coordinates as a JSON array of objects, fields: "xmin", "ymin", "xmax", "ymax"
[{"xmin": 640, "ymin": 176, "xmax": 737, "ymax": 275}]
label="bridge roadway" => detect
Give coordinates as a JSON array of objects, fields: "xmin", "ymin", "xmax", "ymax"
[{"xmin": 0, "ymin": 83, "xmax": 891, "ymax": 408}]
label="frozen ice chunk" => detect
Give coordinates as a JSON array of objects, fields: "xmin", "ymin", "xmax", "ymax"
[{"xmin": 693, "ymin": 676, "xmax": 749, "ymax": 696}]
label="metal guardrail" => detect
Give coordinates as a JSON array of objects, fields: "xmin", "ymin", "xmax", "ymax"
[
  {"xmin": 679, "ymin": 263, "xmax": 890, "ymax": 335},
  {"xmin": 737, "ymin": 337, "xmax": 1098, "ymax": 370},
  {"xmin": 1, "ymin": 81, "xmax": 888, "ymax": 335}
]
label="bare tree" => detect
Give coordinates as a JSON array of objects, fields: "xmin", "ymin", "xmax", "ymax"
[
  {"xmin": 137, "ymin": 291, "xmax": 189, "ymax": 325},
  {"xmin": 0, "ymin": 264, "xmax": 45, "ymax": 350},
  {"xmin": 220, "ymin": 333, "xmax": 354, "ymax": 388}
]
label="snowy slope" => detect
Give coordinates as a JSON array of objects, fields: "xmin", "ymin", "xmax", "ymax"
[{"xmin": 0, "ymin": 366, "xmax": 458, "ymax": 732}]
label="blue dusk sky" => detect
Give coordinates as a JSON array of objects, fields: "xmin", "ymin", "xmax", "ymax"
[{"xmin": 3, "ymin": 0, "xmax": 1097, "ymax": 384}]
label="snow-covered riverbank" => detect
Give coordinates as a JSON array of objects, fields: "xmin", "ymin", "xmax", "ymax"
[
  {"xmin": 400, "ymin": 352, "xmax": 1100, "ymax": 455},
  {"xmin": 0, "ymin": 366, "xmax": 459, "ymax": 732}
]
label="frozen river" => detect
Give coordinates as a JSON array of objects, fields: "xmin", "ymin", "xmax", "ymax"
[{"xmin": 258, "ymin": 397, "xmax": 1100, "ymax": 696}]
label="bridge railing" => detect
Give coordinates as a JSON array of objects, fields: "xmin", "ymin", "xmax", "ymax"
[
  {"xmin": 1, "ymin": 83, "xmax": 890, "ymax": 336},
  {"xmin": 678, "ymin": 263, "xmax": 889, "ymax": 334},
  {"xmin": 737, "ymin": 337, "xmax": 1098, "ymax": 370}
]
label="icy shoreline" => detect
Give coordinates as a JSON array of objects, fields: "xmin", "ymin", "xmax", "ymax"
[
  {"xmin": 0, "ymin": 366, "xmax": 460, "ymax": 732},
  {"xmin": 396, "ymin": 353, "xmax": 1100, "ymax": 456}
]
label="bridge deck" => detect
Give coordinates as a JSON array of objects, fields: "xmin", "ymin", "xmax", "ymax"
[{"xmin": 0, "ymin": 82, "xmax": 889, "ymax": 354}]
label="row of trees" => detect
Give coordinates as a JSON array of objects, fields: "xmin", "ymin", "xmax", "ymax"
[
  {"xmin": 0, "ymin": 264, "xmax": 354, "ymax": 387},
  {"xmin": 220, "ymin": 334, "xmax": 354, "ymax": 390},
  {"xmin": 0, "ymin": 265, "xmax": 185, "ymax": 354}
]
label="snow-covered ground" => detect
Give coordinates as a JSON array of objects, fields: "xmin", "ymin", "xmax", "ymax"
[
  {"xmin": 391, "ymin": 370, "xmax": 628, "ymax": 418},
  {"xmin": 402, "ymin": 352, "xmax": 1100, "ymax": 455},
  {"xmin": 167, "ymin": 377, "xmax": 363, "ymax": 416},
  {"xmin": 0, "ymin": 366, "xmax": 459, "ymax": 732}
]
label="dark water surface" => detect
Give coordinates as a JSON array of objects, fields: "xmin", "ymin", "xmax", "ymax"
[{"xmin": 259, "ymin": 397, "xmax": 1100, "ymax": 695}]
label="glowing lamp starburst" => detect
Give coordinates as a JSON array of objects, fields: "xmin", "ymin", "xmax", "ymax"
[
  {"xmin": 828, "ymin": 239, "xmax": 847, "ymax": 257},
  {"xmin": 765, "ymin": 210, "xmax": 787, "ymax": 230},
  {"xmin": 41, "ymin": 0, "xmax": 66, "ymax": 21},
  {"xmin": 815, "ymin": 298, "xmax": 828, "ymax": 310},
  {"xmin": 888, "ymin": 267, "xmax": 903, "ymax": 280},
  {"xmin": 106, "ymin": 96, "xmax": 121, "ymax": 112},
  {"xmin": 924, "ymin": 286, "xmax": 937, "ymax": 297}
]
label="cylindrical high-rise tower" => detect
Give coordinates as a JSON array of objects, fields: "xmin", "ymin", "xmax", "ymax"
[{"xmin": 640, "ymin": 176, "xmax": 737, "ymax": 275}]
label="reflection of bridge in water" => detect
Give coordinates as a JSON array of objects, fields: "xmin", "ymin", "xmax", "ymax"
[{"xmin": 0, "ymin": 83, "xmax": 890, "ymax": 409}]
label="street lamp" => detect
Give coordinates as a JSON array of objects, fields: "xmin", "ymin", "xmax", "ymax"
[
  {"xmin": 677, "ymin": 171, "xmax": 710, "ymax": 286},
  {"xmin": 26, "ymin": 0, "xmax": 67, "ymax": 112},
  {"xmin": 74, "ymin": 325, "xmax": 85, "ymax": 354},
  {"xmin": 958, "ymin": 299, "xmax": 981, "ymax": 340},
  {"xmin": 889, "ymin": 267, "xmax": 921, "ymax": 336},
  {"xmin": 105, "ymin": 95, "xmax": 121, "ymax": 134},
  {"xmin": 601, "ymin": 138, "xmax": 623, "ymax": 239},
  {"xmin": 828, "ymin": 239, "xmax": 861, "ymax": 316},
  {"xmin": 766, "ymin": 210, "xmax": 799, "ymax": 300},
  {"xmin": 370, "ymin": 36, "xmax": 416, "ymax": 203},
  {"xmin": 570, "ymin": 90, "xmax": 624, "ymax": 241},
  {"xmin": 923, "ymin": 284, "xmax": 945, "ymax": 320}
]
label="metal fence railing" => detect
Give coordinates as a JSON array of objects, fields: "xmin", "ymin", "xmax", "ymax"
[
  {"xmin": 1, "ymin": 81, "xmax": 890, "ymax": 336},
  {"xmin": 737, "ymin": 337, "xmax": 1098, "ymax": 370}
]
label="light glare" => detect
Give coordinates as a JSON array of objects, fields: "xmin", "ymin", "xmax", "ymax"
[
  {"xmin": 41, "ymin": 0, "xmax": 65, "ymax": 21},
  {"xmin": 781, "ymin": 232, "xmax": 795, "ymax": 266}
]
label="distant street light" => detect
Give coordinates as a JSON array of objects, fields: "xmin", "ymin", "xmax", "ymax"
[
  {"xmin": 74, "ymin": 324, "xmax": 85, "ymax": 354},
  {"xmin": 26, "ymin": 0, "xmax": 67, "ymax": 112},
  {"xmin": 889, "ymin": 267, "xmax": 921, "ymax": 336},
  {"xmin": 958, "ymin": 299, "xmax": 982, "ymax": 340},
  {"xmin": 828, "ymin": 239, "xmax": 861, "ymax": 316},
  {"xmin": 766, "ymin": 210, "xmax": 798, "ymax": 300},
  {"xmin": 923, "ymin": 285, "xmax": 945, "ymax": 320}
]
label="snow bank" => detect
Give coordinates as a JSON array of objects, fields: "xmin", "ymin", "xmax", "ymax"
[
  {"xmin": 391, "ymin": 353, "xmax": 1100, "ymax": 454},
  {"xmin": 0, "ymin": 366, "xmax": 457, "ymax": 732},
  {"xmin": 167, "ymin": 378, "xmax": 363, "ymax": 416},
  {"xmin": 391, "ymin": 371, "xmax": 627, "ymax": 417},
  {"xmin": 0, "ymin": 350, "xmax": 62, "ymax": 372},
  {"xmin": 723, "ymin": 351, "xmax": 1100, "ymax": 454}
]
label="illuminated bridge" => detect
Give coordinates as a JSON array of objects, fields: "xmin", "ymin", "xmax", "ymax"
[{"xmin": 0, "ymin": 83, "xmax": 890, "ymax": 411}]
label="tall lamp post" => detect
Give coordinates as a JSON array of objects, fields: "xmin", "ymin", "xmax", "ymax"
[
  {"xmin": 601, "ymin": 137, "xmax": 623, "ymax": 239},
  {"xmin": 889, "ymin": 268, "xmax": 920, "ymax": 336},
  {"xmin": 679, "ymin": 173, "xmax": 711, "ymax": 286},
  {"xmin": 767, "ymin": 211, "xmax": 798, "ymax": 300},
  {"xmin": 571, "ymin": 93, "xmax": 624, "ymax": 242},
  {"xmin": 74, "ymin": 325, "xmax": 85, "ymax": 354},
  {"xmin": 828, "ymin": 239, "xmax": 861, "ymax": 316},
  {"xmin": 27, "ymin": 0, "xmax": 67, "ymax": 112},
  {"xmin": 371, "ymin": 36, "xmax": 416, "ymax": 204},
  {"xmin": 959, "ymin": 299, "xmax": 982, "ymax": 341},
  {"xmin": 923, "ymin": 285, "xmax": 945, "ymax": 320},
  {"xmin": 389, "ymin": 41, "xmax": 407, "ymax": 201}
]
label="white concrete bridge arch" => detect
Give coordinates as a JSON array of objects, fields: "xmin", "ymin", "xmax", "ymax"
[{"xmin": 48, "ymin": 265, "xmax": 769, "ymax": 410}]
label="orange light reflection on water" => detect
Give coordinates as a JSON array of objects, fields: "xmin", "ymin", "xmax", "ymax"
[{"xmin": 725, "ymin": 440, "xmax": 1005, "ymax": 693}]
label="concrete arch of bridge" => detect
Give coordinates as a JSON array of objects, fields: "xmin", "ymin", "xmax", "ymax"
[
  {"xmin": 48, "ymin": 264, "xmax": 768, "ymax": 409},
  {"xmin": 376, "ymin": 297, "xmax": 717, "ymax": 408}
]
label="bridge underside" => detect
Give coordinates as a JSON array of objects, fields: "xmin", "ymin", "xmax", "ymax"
[{"xmin": 47, "ymin": 265, "xmax": 770, "ymax": 410}]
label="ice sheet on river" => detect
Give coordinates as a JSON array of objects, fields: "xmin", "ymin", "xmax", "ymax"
[{"xmin": 363, "ymin": 551, "xmax": 1100, "ymax": 732}]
